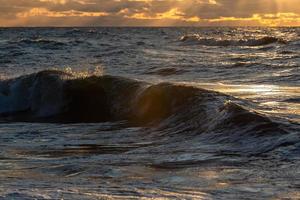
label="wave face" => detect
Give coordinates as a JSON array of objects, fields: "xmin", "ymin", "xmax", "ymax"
[
  {"xmin": 0, "ymin": 70, "xmax": 249, "ymax": 123},
  {"xmin": 0, "ymin": 71, "xmax": 288, "ymax": 134},
  {"xmin": 179, "ymin": 34, "xmax": 286, "ymax": 46}
]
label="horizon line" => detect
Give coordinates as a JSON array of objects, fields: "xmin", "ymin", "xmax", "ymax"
[{"xmin": 1, "ymin": 25, "xmax": 300, "ymax": 28}]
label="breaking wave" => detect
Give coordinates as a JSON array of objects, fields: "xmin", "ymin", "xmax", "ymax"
[
  {"xmin": 0, "ymin": 70, "xmax": 287, "ymax": 125},
  {"xmin": 0, "ymin": 70, "xmax": 296, "ymax": 155},
  {"xmin": 179, "ymin": 34, "xmax": 287, "ymax": 46}
]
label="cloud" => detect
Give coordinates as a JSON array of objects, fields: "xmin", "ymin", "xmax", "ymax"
[{"xmin": 0, "ymin": 0, "xmax": 299, "ymax": 26}]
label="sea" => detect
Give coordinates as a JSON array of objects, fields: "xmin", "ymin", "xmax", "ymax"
[{"xmin": 0, "ymin": 27, "xmax": 299, "ymax": 199}]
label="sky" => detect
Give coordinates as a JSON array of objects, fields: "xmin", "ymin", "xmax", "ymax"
[{"xmin": 1, "ymin": 0, "xmax": 300, "ymax": 27}]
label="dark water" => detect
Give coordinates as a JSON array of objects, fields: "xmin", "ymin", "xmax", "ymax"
[{"xmin": 0, "ymin": 27, "xmax": 299, "ymax": 199}]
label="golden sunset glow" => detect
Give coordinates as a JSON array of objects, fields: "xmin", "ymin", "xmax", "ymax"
[{"xmin": 0, "ymin": 0, "xmax": 300, "ymax": 26}]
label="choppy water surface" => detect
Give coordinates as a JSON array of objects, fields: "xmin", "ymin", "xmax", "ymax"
[{"xmin": 0, "ymin": 27, "xmax": 299, "ymax": 199}]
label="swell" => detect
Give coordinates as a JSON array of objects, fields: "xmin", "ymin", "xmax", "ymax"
[{"xmin": 179, "ymin": 34, "xmax": 287, "ymax": 46}]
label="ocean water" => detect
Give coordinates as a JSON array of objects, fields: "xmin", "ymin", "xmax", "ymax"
[{"xmin": 0, "ymin": 27, "xmax": 299, "ymax": 199}]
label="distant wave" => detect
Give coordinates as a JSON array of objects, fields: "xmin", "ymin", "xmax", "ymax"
[
  {"xmin": 10, "ymin": 38, "xmax": 66, "ymax": 49},
  {"xmin": 179, "ymin": 34, "xmax": 287, "ymax": 46}
]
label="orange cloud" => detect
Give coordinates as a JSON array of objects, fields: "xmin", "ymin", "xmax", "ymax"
[
  {"xmin": 125, "ymin": 8, "xmax": 201, "ymax": 22},
  {"xmin": 17, "ymin": 8, "xmax": 109, "ymax": 18},
  {"xmin": 208, "ymin": 13, "xmax": 300, "ymax": 26},
  {"xmin": 0, "ymin": 0, "xmax": 299, "ymax": 26}
]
